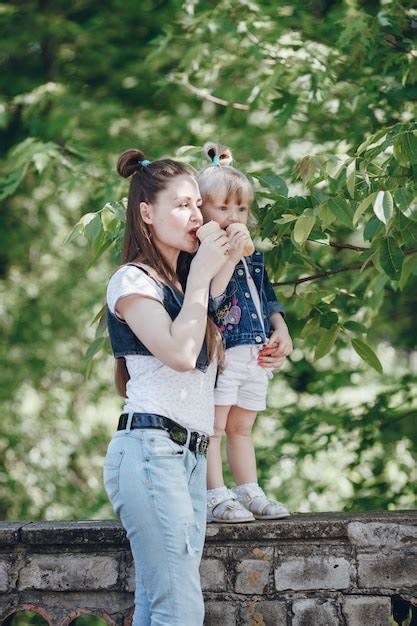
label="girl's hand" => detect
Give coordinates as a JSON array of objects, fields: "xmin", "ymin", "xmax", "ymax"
[
  {"xmin": 191, "ymin": 229, "xmax": 230, "ymax": 281},
  {"xmin": 227, "ymin": 230, "xmax": 251, "ymax": 263}
]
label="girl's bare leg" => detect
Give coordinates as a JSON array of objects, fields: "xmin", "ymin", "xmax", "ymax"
[
  {"xmin": 225, "ymin": 406, "xmax": 258, "ymax": 485},
  {"xmin": 206, "ymin": 404, "xmax": 231, "ymax": 489}
]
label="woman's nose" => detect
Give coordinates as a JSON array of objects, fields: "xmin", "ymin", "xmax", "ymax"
[{"xmin": 192, "ymin": 205, "xmax": 203, "ymax": 222}]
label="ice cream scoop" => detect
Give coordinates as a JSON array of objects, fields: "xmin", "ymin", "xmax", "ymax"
[
  {"xmin": 196, "ymin": 220, "xmax": 222, "ymax": 241},
  {"xmin": 226, "ymin": 223, "xmax": 255, "ymax": 256}
]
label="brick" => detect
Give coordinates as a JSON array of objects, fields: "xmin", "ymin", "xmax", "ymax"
[
  {"xmin": 200, "ymin": 558, "xmax": 226, "ymax": 591},
  {"xmin": 348, "ymin": 522, "xmax": 417, "ymax": 549},
  {"xmin": 18, "ymin": 554, "xmax": 119, "ymax": 590},
  {"xmin": 357, "ymin": 552, "xmax": 417, "ymax": 589},
  {"xmin": 235, "ymin": 559, "xmax": 271, "ymax": 594},
  {"xmin": 204, "ymin": 601, "xmax": 236, "ymax": 625},
  {"xmin": 343, "ymin": 595, "xmax": 391, "ymax": 626},
  {"xmin": 292, "ymin": 598, "xmax": 338, "ymax": 626},
  {"xmin": 275, "ymin": 555, "xmax": 350, "ymax": 591},
  {"xmin": 0, "ymin": 560, "xmax": 9, "ymax": 592},
  {"xmin": 240, "ymin": 600, "xmax": 287, "ymax": 625}
]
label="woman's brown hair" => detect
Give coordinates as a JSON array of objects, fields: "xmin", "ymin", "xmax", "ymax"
[{"xmin": 114, "ymin": 148, "xmax": 223, "ymax": 396}]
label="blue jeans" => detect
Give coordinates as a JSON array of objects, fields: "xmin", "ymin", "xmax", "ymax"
[{"xmin": 103, "ymin": 422, "xmax": 207, "ymax": 626}]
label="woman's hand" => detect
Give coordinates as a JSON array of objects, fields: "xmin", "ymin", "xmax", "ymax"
[
  {"xmin": 191, "ymin": 229, "xmax": 230, "ymax": 281},
  {"xmin": 258, "ymin": 315, "xmax": 293, "ymax": 369}
]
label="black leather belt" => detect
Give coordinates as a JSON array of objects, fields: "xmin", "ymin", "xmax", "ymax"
[{"xmin": 117, "ymin": 413, "xmax": 210, "ymax": 456}]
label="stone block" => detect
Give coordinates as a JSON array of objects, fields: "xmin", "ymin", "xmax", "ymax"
[
  {"xmin": 18, "ymin": 554, "xmax": 119, "ymax": 590},
  {"xmin": 0, "ymin": 560, "xmax": 9, "ymax": 592},
  {"xmin": 200, "ymin": 558, "xmax": 226, "ymax": 591},
  {"xmin": 240, "ymin": 600, "xmax": 287, "ymax": 625},
  {"xmin": 357, "ymin": 552, "xmax": 417, "ymax": 589},
  {"xmin": 204, "ymin": 601, "xmax": 236, "ymax": 625},
  {"xmin": 275, "ymin": 555, "xmax": 350, "ymax": 591},
  {"xmin": 292, "ymin": 598, "xmax": 338, "ymax": 626},
  {"xmin": 348, "ymin": 522, "xmax": 417, "ymax": 549},
  {"xmin": 343, "ymin": 595, "xmax": 391, "ymax": 626},
  {"xmin": 235, "ymin": 559, "xmax": 271, "ymax": 594}
]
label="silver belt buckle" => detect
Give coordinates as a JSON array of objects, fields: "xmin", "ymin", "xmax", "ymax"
[{"xmin": 197, "ymin": 435, "xmax": 209, "ymax": 456}]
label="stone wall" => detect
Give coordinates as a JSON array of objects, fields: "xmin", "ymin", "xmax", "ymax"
[{"xmin": 1, "ymin": 511, "xmax": 416, "ymax": 625}]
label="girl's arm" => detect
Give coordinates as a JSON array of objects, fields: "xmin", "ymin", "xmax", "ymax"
[
  {"xmin": 210, "ymin": 229, "xmax": 248, "ymax": 299},
  {"xmin": 118, "ymin": 232, "xmax": 229, "ymax": 371}
]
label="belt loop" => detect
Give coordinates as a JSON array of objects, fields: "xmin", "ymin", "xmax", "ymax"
[{"xmin": 125, "ymin": 411, "xmax": 134, "ymax": 433}]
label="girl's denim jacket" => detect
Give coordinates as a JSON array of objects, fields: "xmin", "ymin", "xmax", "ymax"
[
  {"xmin": 107, "ymin": 264, "xmax": 209, "ymax": 372},
  {"xmin": 209, "ymin": 251, "xmax": 284, "ymax": 350}
]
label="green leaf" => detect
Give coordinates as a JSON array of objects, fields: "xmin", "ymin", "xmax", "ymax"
[
  {"xmin": 84, "ymin": 213, "xmax": 102, "ymax": 242},
  {"xmin": 255, "ymin": 171, "xmax": 288, "ymax": 196},
  {"xmin": 351, "ymin": 338, "xmax": 383, "ymax": 373},
  {"xmin": 301, "ymin": 317, "xmax": 320, "ymax": 338},
  {"xmin": 379, "ymin": 237, "xmax": 404, "ymax": 280},
  {"xmin": 314, "ymin": 325, "xmax": 339, "ymax": 360},
  {"xmin": 344, "ymin": 321, "xmax": 368, "ymax": 333},
  {"xmin": 393, "ymin": 131, "xmax": 417, "ymax": 166},
  {"xmin": 353, "ymin": 192, "xmax": 377, "ymax": 226},
  {"xmin": 394, "ymin": 188, "xmax": 413, "ymax": 212},
  {"xmin": 373, "ymin": 191, "xmax": 394, "ymax": 225},
  {"xmin": 346, "ymin": 158, "xmax": 356, "ymax": 199},
  {"xmin": 327, "ymin": 198, "xmax": 353, "ymax": 227},
  {"xmin": 293, "ymin": 212, "xmax": 316, "ymax": 245},
  {"xmin": 399, "ymin": 253, "xmax": 417, "ymax": 290},
  {"xmin": 175, "ymin": 145, "xmax": 200, "ymax": 157},
  {"xmin": 274, "ymin": 213, "xmax": 298, "ymax": 224},
  {"xmin": 85, "ymin": 337, "xmax": 105, "ymax": 360},
  {"xmin": 0, "ymin": 166, "xmax": 28, "ymax": 200},
  {"xmin": 398, "ymin": 213, "xmax": 417, "ymax": 247},
  {"xmin": 363, "ymin": 216, "xmax": 383, "ymax": 241}
]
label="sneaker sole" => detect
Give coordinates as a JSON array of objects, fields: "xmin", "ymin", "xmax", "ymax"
[
  {"xmin": 253, "ymin": 512, "xmax": 291, "ymax": 520},
  {"xmin": 207, "ymin": 516, "xmax": 256, "ymax": 523}
]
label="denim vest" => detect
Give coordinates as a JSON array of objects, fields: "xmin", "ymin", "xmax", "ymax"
[
  {"xmin": 107, "ymin": 264, "xmax": 209, "ymax": 372},
  {"xmin": 209, "ymin": 251, "xmax": 284, "ymax": 350}
]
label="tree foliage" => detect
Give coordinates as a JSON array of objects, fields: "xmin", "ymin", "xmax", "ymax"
[{"xmin": 0, "ymin": 0, "xmax": 416, "ymax": 519}]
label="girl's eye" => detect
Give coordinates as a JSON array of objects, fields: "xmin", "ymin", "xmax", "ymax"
[
  {"xmin": 239, "ymin": 207, "xmax": 248, "ymax": 212},
  {"xmin": 220, "ymin": 206, "xmax": 228, "ymax": 211},
  {"xmin": 180, "ymin": 203, "xmax": 189, "ymax": 208}
]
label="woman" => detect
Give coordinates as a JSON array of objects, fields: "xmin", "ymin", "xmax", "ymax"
[{"xmin": 103, "ymin": 148, "xmax": 229, "ymax": 626}]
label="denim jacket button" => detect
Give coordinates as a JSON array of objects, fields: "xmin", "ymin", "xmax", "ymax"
[
  {"xmin": 255, "ymin": 268, "xmax": 261, "ymax": 273},
  {"xmin": 237, "ymin": 269, "xmax": 244, "ymax": 276},
  {"xmin": 245, "ymin": 292, "xmax": 250, "ymax": 298},
  {"xmin": 255, "ymin": 336, "xmax": 262, "ymax": 343},
  {"xmin": 251, "ymin": 313, "xmax": 257, "ymax": 319}
]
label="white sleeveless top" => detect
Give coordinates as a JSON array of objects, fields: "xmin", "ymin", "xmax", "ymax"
[{"xmin": 107, "ymin": 265, "xmax": 216, "ymax": 435}]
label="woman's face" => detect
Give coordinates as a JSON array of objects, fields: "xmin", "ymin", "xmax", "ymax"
[{"xmin": 146, "ymin": 175, "xmax": 203, "ymax": 256}]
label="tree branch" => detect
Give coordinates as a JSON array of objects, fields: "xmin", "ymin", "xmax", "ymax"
[
  {"xmin": 180, "ymin": 77, "xmax": 250, "ymax": 110},
  {"xmin": 272, "ymin": 248, "xmax": 417, "ymax": 286},
  {"xmin": 309, "ymin": 239, "xmax": 370, "ymax": 251}
]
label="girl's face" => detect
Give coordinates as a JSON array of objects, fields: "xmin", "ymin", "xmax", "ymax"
[
  {"xmin": 201, "ymin": 195, "xmax": 250, "ymax": 230},
  {"xmin": 144, "ymin": 175, "xmax": 203, "ymax": 258}
]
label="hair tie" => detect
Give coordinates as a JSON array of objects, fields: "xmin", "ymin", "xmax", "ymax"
[
  {"xmin": 211, "ymin": 155, "xmax": 221, "ymax": 166},
  {"xmin": 140, "ymin": 159, "xmax": 151, "ymax": 168}
]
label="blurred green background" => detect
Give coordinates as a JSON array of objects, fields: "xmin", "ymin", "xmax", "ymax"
[{"xmin": 0, "ymin": 0, "xmax": 416, "ymax": 522}]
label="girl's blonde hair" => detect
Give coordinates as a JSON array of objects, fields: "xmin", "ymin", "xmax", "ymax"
[{"xmin": 196, "ymin": 141, "xmax": 254, "ymax": 207}]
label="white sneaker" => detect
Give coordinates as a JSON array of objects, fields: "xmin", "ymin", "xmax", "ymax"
[
  {"xmin": 233, "ymin": 483, "xmax": 290, "ymax": 520},
  {"xmin": 207, "ymin": 487, "xmax": 255, "ymax": 523}
]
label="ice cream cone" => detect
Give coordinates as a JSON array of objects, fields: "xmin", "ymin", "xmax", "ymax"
[
  {"xmin": 226, "ymin": 223, "xmax": 255, "ymax": 256},
  {"xmin": 196, "ymin": 220, "xmax": 222, "ymax": 242}
]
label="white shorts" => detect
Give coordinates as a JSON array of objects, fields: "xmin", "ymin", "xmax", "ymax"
[{"xmin": 214, "ymin": 344, "xmax": 274, "ymax": 411}]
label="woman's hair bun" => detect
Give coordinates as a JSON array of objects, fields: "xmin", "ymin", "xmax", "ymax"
[
  {"xmin": 203, "ymin": 141, "xmax": 233, "ymax": 166},
  {"xmin": 117, "ymin": 148, "xmax": 147, "ymax": 178}
]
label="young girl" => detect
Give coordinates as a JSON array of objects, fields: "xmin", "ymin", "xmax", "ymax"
[
  {"xmin": 196, "ymin": 142, "xmax": 293, "ymax": 523},
  {"xmin": 103, "ymin": 148, "xmax": 230, "ymax": 625}
]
